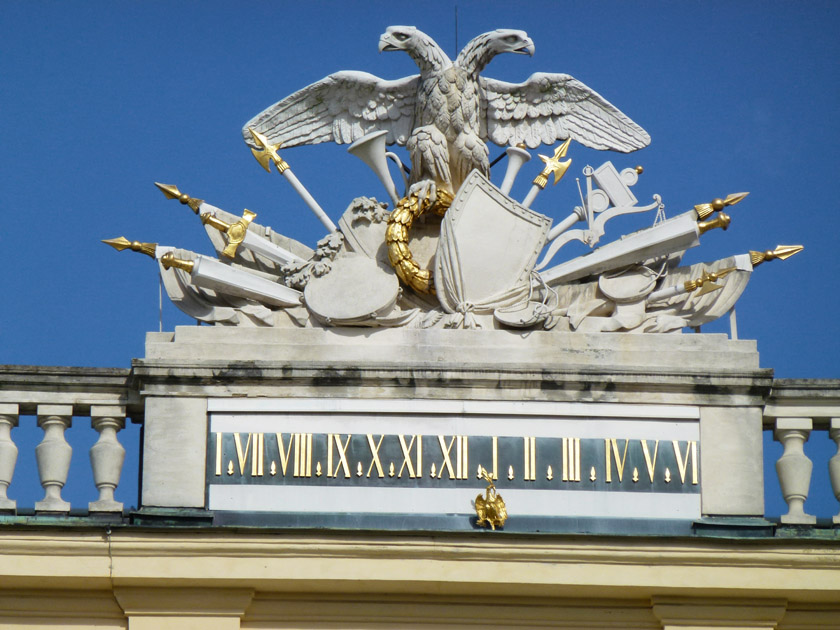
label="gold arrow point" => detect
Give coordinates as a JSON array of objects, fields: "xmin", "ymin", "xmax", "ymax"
[
  {"xmin": 724, "ymin": 192, "xmax": 749, "ymax": 206},
  {"xmin": 102, "ymin": 237, "xmax": 157, "ymax": 259},
  {"xmin": 749, "ymin": 244, "xmax": 804, "ymax": 267},
  {"xmin": 154, "ymin": 182, "xmax": 180, "ymax": 200},
  {"xmin": 102, "ymin": 236, "xmax": 132, "ymax": 251},
  {"xmin": 770, "ymin": 244, "xmax": 804, "ymax": 260},
  {"xmin": 154, "ymin": 181, "xmax": 202, "ymax": 212}
]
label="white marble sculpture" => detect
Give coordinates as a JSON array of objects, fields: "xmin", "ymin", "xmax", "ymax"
[
  {"xmin": 244, "ymin": 26, "xmax": 649, "ymax": 206},
  {"xmin": 109, "ymin": 26, "xmax": 800, "ymax": 334}
]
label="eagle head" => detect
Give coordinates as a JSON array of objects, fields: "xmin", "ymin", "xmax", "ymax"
[
  {"xmin": 487, "ymin": 29, "xmax": 535, "ymax": 56},
  {"xmin": 378, "ymin": 26, "xmax": 420, "ymax": 53}
]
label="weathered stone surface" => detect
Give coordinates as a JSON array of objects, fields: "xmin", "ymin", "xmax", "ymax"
[
  {"xmin": 699, "ymin": 406, "xmax": 764, "ymax": 516},
  {"xmin": 145, "ymin": 326, "xmax": 761, "ymax": 371},
  {"xmin": 141, "ymin": 397, "xmax": 207, "ymax": 508}
]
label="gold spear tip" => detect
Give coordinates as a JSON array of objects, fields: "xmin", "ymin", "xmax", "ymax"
[
  {"xmin": 154, "ymin": 182, "xmax": 181, "ymax": 200},
  {"xmin": 248, "ymin": 127, "xmax": 288, "ymax": 173},
  {"xmin": 248, "ymin": 127, "xmax": 273, "ymax": 172},
  {"xmin": 102, "ymin": 237, "xmax": 157, "ymax": 259},
  {"xmin": 154, "ymin": 182, "xmax": 202, "ymax": 213},
  {"xmin": 553, "ymin": 137, "xmax": 572, "ymax": 159},
  {"xmin": 711, "ymin": 192, "xmax": 749, "ymax": 211},
  {"xmin": 749, "ymin": 244, "xmax": 804, "ymax": 267},
  {"xmin": 535, "ymin": 138, "xmax": 573, "ymax": 187},
  {"xmin": 248, "ymin": 127, "xmax": 267, "ymax": 149}
]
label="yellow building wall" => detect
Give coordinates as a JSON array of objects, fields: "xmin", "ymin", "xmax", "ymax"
[{"xmin": 1, "ymin": 528, "xmax": 839, "ymax": 629}]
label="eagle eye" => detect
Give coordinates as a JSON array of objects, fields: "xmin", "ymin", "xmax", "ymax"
[
  {"xmin": 394, "ymin": 33, "xmax": 409, "ymax": 41},
  {"xmin": 503, "ymin": 35, "xmax": 520, "ymax": 44}
]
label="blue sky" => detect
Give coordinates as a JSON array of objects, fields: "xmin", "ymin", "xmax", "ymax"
[{"xmin": 1, "ymin": 2, "xmax": 838, "ymax": 517}]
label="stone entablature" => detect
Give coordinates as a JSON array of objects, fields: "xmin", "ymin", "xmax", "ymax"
[{"xmin": 0, "ymin": 528, "xmax": 838, "ymax": 629}]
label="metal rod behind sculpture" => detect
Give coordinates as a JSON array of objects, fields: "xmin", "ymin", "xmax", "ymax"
[{"xmin": 248, "ymin": 128, "xmax": 337, "ymax": 233}]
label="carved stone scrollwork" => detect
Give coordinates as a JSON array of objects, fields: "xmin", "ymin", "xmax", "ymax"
[{"xmin": 774, "ymin": 417, "xmax": 816, "ymax": 525}]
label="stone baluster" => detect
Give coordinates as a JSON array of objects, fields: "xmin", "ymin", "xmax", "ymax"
[
  {"xmin": 0, "ymin": 404, "xmax": 19, "ymax": 511},
  {"xmin": 774, "ymin": 417, "xmax": 816, "ymax": 524},
  {"xmin": 829, "ymin": 417, "xmax": 840, "ymax": 525},
  {"xmin": 89, "ymin": 405, "xmax": 126, "ymax": 512},
  {"xmin": 35, "ymin": 404, "xmax": 73, "ymax": 512}
]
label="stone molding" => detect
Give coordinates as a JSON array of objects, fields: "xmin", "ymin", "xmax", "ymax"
[
  {"xmin": 0, "ymin": 529, "xmax": 838, "ymax": 627},
  {"xmin": 652, "ymin": 596, "xmax": 787, "ymax": 628}
]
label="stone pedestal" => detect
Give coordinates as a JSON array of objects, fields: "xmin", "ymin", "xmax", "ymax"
[{"xmin": 134, "ymin": 326, "xmax": 771, "ymax": 525}]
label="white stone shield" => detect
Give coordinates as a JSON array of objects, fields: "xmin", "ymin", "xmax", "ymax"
[{"xmin": 434, "ymin": 171, "xmax": 552, "ymax": 315}]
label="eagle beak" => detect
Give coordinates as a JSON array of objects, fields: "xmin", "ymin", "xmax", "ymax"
[
  {"xmin": 378, "ymin": 36, "xmax": 396, "ymax": 53},
  {"xmin": 517, "ymin": 40, "xmax": 535, "ymax": 56}
]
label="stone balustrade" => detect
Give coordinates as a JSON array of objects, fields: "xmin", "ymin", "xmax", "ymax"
[
  {"xmin": 0, "ymin": 366, "xmax": 139, "ymax": 513},
  {"xmin": 764, "ymin": 379, "xmax": 840, "ymax": 524},
  {"xmin": 2, "ymin": 365, "xmax": 840, "ymax": 523}
]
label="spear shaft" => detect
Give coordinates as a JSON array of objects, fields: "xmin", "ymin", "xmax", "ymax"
[{"xmin": 248, "ymin": 128, "xmax": 337, "ymax": 233}]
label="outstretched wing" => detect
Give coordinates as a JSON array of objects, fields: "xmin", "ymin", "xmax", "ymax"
[
  {"xmin": 243, "ymin": 71, "xmax": 419, "ymax": 148},
  {"xmin": 481, "ymin": 73, "xmax": 650, "ymax": 152}
]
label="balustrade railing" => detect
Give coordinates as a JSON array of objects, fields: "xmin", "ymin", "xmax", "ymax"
[
  {"xmin": 1, "ymin": 367, "xmax": 839, "ymax": 523},
  {"xmin": 0, "ymin": 366, "xmax": 139, "ymax": 514},
  {"xmin": 764, "ymin": 379, "xmax": 840, "ymax": 524}
]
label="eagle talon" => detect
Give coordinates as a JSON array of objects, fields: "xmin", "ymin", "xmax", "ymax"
[{"xmin": 408, "ymin": 180, "xmax": 437, "ymax": 211}]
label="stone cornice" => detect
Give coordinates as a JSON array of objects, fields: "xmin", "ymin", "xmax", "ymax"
[
  {"xmin": 0, "ymin": 528, "xmax": 838, "ymax": 601},
  {"xmin": 0, "ymin": 364, "xmax": 141, "ymax": 418},
  {"xmin": 132, "ymin": 359, "xmax": 774, "ymax": 407}
]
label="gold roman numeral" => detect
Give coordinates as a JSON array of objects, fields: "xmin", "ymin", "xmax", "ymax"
[
  {"xmin": 366, "ymin": 434, "xmax": 385, "ymax": 478},
  {"xmin": 672, "ymin": 440, "xmax": 698, "ymax": 485},
  {"xmin": 232, "ymin": 433, "xmax": 264, "ymax": 477},
  {"xmin": 327, "ymin": 433, "xmax": 352, "ymax": 478},
  {"xmin": 398, "ymin": 435, "xmax": 423, "ymax": 478},
  {"xmin": 275, "ymin": 433, "xmax": 312, "ymax": 477},
  {"xmin": 562, "ymin": 437, "xmax": 580, "ymax": 482},
  {"xmin": 436, "ymin": 435, "xmax": 469, "ymax": 479},
  {"xmin": 523, "ymin": 436, "xmax": 537, "ymax": 481},
  {"xmin": 641, "ymin": 440, "xmax": 659, "ymax": 482},
  {"xmin": 605, "ymin": 438, "xmax": 629, "ymax": 483}
]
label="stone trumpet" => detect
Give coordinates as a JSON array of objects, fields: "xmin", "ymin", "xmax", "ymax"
[
  {"xmin": 347, "ymin": 130, "xmax": 408, "ymax": 206},
  {"xmin": 498, "ymin": 145, "xmax": 531, "ymax": 195}
]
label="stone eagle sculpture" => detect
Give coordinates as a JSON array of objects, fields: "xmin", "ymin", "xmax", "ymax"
[{"xmin": 243, "ymin": 26, "xmax": 650, "ymax": 204}]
